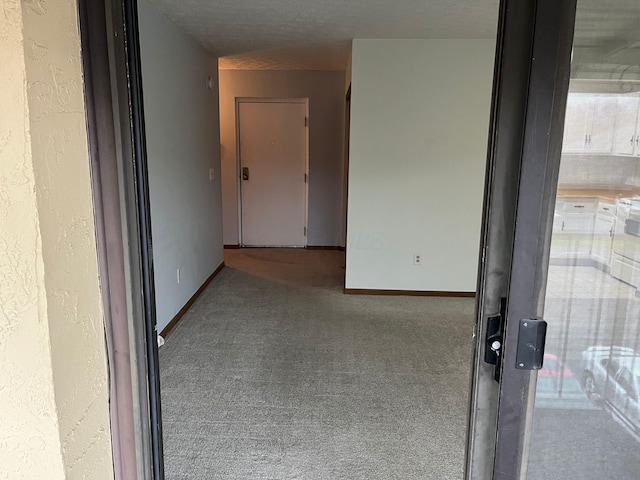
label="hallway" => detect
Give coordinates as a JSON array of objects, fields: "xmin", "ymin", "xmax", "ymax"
[{"xmin": 159, "ymin": 249, "xmax": 475, "ymax": 479}]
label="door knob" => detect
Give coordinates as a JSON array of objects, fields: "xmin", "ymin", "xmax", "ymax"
[{"xmin": 242, "ymin": 167, "xmax": 249, "ymax": 181}]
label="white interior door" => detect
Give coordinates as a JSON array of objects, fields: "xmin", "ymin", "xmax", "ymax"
[{"xmin": 238, "ymin": 101, "xmax": 307, "ymax": 247}]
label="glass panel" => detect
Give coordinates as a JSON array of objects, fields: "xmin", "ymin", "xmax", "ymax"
[{"xmin": 527, "ymin": 1, "xmax": 640, "ymax": 477}]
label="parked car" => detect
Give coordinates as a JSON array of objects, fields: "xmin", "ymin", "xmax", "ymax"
[{"xmin": 581, "ymin": 346, "xmax": 640, "ymax": 433}]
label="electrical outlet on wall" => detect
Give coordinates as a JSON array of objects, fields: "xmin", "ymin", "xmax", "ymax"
[
  {"xmin": 413, "ymin": 253, "xmax": 422, "ymax": 266},
  {"xmin": 177, "ymin": 268, "xmax": 181, "ymax": 284},
  {"xmin": 209, "ymin": 168, "xmax": 215, "ymax": 181}
]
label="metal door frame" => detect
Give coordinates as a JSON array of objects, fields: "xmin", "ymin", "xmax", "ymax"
[
  {"xmin": 466, "ymin": 0, "xmax": 577, "ymax": 478},
  {"xmin": 465, "ymin": 1, "xmax": 536, "ymax": 477},
  {"xmin": 78, "ymin": 0, "xmax": 163, "ymax": 478},
  {"xmin": 235, "ymin": 97, "xmax": 310, "ymax": 247}
]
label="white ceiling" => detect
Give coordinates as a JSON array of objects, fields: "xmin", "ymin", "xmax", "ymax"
[
  {"xmin": 147, "ymin": 0, "xmax": 640, "ymax": 74},
  {"xmin": 146, "ymin": 0, "xmax": 500, "ymax": 70}
]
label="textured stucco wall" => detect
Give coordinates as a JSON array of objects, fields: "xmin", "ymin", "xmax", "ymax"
[
  {"xmin": 0, "ymin": 0, "xmax": 113, "ymax": 478},
  {"xmin": 0, "ymin": 2, "xmax": 66, "ymax": 478}
]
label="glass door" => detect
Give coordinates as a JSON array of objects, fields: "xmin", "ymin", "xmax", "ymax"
[
  {"xmin": 527, "ymin": 0, "xmax": 640, "ymax": 477},
  {"xmin": 467, "ymin": 0, "xmax": 640, "ymax": 478}
]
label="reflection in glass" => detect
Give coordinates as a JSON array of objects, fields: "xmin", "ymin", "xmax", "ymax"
[{"xmin": 527, "ymin": 1, "xmax": 640, "ymax": 478}]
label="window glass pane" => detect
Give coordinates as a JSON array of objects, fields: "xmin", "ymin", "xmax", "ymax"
[{"xmin": 527, "ymin": 1, "xmax": 640, "ymax": 477}]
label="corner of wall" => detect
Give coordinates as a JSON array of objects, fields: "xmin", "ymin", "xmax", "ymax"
[
  {"xmin": 19, "ymin": 0, "xmax": 114, "ymax": 478},
  {"xmin": 0, "ymin": 2, "xmax": 67, "ymax": 478},
  {"xmin": 345, "ymin": 41, "xmax": 353, "ymax": 94}
]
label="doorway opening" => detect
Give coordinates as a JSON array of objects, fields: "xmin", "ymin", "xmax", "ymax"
[
  {"xmin": 79, "ymin": 0, "xmax": 639, "ymax": 478},
  {"xmin": 87, "ymin": 0, "xmax": 496, "ymax": 477}
]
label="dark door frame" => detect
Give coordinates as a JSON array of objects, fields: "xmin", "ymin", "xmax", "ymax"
[
  {"xmin": 465, "ymin": 1, "xmax": 536, "ymax": 476},
  {"xmin": 493, "ymin": 1, "xmax": 576, "ymax": 477},
  {"xmin": 466, "ymin": 0, "xmax": 577, "ymax": 478},
  {"xmin": 78, "ymin": 0, "xmax": 163, "ymax": 478},
  {"xmin": 78, "ymin": 1, "xmax": 138, "ymax": 478},
  {"xmin": 343, "ymin": 84, "xmax": 351, "ymax": 286}
]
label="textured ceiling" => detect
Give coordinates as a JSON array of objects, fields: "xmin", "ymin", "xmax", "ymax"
[
  {"xmin": 146, "ymin": 0, "xmax": 500, "ymax": 70},
  {"xmin": 146, "ymin": 0, "xmax": 640, "ymax": 73}
]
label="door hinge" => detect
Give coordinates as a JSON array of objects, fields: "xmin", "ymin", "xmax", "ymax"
[
  {"xmin": 304, "ymin": 173, "xmax": 308, "ymax": 183},
  {"xmin": 304, "ymin": 227, "xmax": 307, "ymax": 236},
  {"xmin": 305, "ymin": 117, "xmax": 308, "ymax": 127}
]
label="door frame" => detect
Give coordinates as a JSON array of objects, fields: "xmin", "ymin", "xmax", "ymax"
[
  {"xmin": 492, "ymin": 2, "xmax": 575, "ymax": 476},
  {"xmin": 80, "ymin": 0, "xmax": 579, "ymax": 478},
  {"xmin": 79, "ymin": 0, "xmax": 163, "ymax": 478},
  {"xmin": 343, "ymin": 85, "xmax": 351, "ymax": 260},
  {"xmin": 466, "ymin": 0, "xmax": 577, "ymax": 478},
  {"xmin": 235, "ymin": 97, "xmax": 310, "ymax": 247},
  {"xmin": 465, "ymin": 1, "xmax": 537, "ymax": 477}
]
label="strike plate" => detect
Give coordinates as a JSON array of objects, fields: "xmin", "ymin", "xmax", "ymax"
[{"xmin": 515, "ymin": 319, "xmax": 547, "ymax": 370}]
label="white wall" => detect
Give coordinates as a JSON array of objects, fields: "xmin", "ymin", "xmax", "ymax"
[
  {"xmin": 346, "ymin": 39, "xmax": 495, "ymax": 292},
  {"xmin": 139, "ymin": 0, "xmax": 224, "ymax": 332},
  {"xmin": 219, "ymin": 70, "xmax": 346, "ymax": 246}
]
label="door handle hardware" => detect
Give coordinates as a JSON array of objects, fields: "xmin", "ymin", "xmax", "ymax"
[
  {"xmin": 485, "ymin": 297, "xmax": 507, "ymax": 382},
  {"xmin": 242, "ymin": 167, "xmax": 249, "ymax": 181},
  {"xmin": 515, "ymin": 319, "xmax": 547, "ymax": 370}
]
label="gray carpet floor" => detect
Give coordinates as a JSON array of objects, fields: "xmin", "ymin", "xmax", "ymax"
[{"xmin": 160, "ymin": 249, "xmax": 475, "ymax": 479}]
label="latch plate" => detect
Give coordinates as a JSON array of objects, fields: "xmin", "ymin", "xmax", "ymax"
[{"xmin": 515, "ymin": 319, "xmax": 547, "ymax": 370}]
